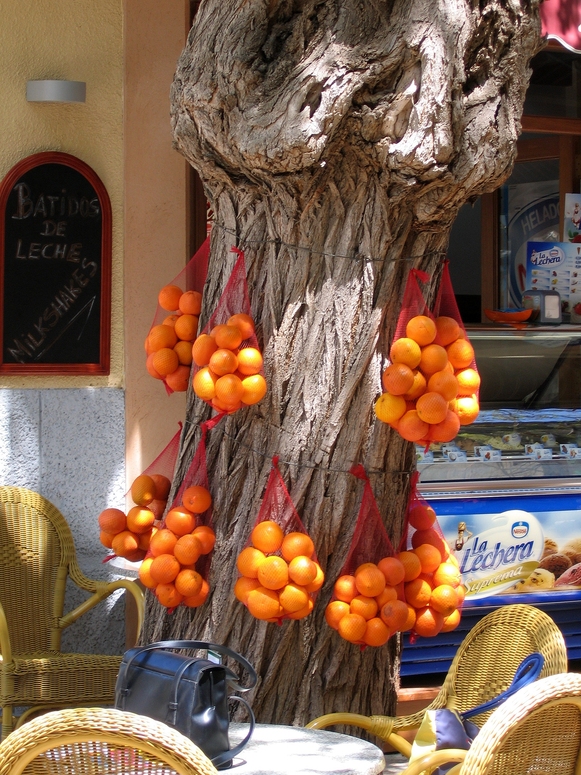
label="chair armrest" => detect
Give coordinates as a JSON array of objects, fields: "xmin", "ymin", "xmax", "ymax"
[
  {"xmin": 59, "ymin": 580, "xmax": 145, "ymax": 641},
  {"xmin": 0, "ymin": 600, "xmax": 12, "ymax": 664},
  {"xmin": 306, "ymin": 713, "xmax": 414, "ymax": 757},
  {"xmin": 401, "ymin": 749, "xmax": 467, "ymax": 775}
]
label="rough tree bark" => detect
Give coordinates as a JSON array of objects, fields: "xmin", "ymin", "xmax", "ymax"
[{"xmin": 143, "ymin": 0, "xmax": 542, "ymax": 725}]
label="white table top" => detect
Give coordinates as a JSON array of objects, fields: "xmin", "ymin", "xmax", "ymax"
[{"xmin": 228, "ymin": 723, "xmax": 386, "ymax": 775}]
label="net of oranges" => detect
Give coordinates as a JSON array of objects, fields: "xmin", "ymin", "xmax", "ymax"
[
  {"xmin": 235, "ymin": 520, "xmax": 324, "ymax": 622},
  {"xmin": 98, "ymin": 472, "xmax": 172, "ymax": 562},
  {"xmin": 145, "ymin": 284, "xmax": 204, "ymax": 392},
  {"xmin": 375, "ymin": 314, "xmax": 480, "ymax": 443},
  {"xmin": 192, "ymin": 313, "xmax": 267, "ymax": 414},
  {"xmin": 138, "ymin": 484, "xmax": 216, "ymax": 610}
]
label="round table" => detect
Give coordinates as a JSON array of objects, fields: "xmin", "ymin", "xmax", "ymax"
[{"xmin": 228, "ymin": 723, "xmax": 386, "ymax": 775}]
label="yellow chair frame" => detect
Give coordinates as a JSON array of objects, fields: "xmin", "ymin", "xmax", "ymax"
[
  {"xmin": 0, "ymin": 486, "xmax": 145, "ymax": 739},
  {"xmin": 307, "ymin": 604, "xmax": 569, "ymax": 756}
]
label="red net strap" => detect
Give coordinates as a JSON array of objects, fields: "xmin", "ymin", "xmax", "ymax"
[
  {"xmin": 392, "ymin": 268, "xmax": 433, "ymax": 342},
  {"xmin": 171, "ymin": 414, "xmax": 226, "ymax": 512},
  {"xmin": 205, "ymin": 248, "xmax": 254, "ymax": 337},
  {"xmin": 255, "ymin": 456, "xmax": 306, "ymax": 534},
  {"xmin": 399, "ymin": 469, "xmax": 420, "ymax": 552},
  {"xmin": 151, "ymin": 236, "xmax": 210, "ymax": 328},
  {"xmin": 123, "ymin": 423, "xmax": 182, "ymax": 500}
]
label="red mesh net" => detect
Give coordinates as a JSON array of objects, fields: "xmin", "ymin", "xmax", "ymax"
[
  {"xmin": 150, "ymin": 237, "xmax": 210, "ymax": 327},
  {"xmin": 392, "ymin": 269, "xmax": 433, "ymax": 343}
]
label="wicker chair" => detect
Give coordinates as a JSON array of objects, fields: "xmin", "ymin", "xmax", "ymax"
[
  {"xmin": 0, "ymin": 706, "xmax": 218, "ymax": 775},
  {"xmin": 0, "ymin": 486, "xmax": 145, "ymax": 739},
  {"xmin": 307, "ymin": 603, "xmax": 569, "ymax": 756},
  {"xmin": 401, "ymin": 672, "xmax": 581, "ymax": 775}
]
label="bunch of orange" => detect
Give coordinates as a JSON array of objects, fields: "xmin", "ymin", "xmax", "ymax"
[
  {"xmin": 235, "ymin": 520, "xmax": 324, "ymax": 622},
  {"xmin": 375, "ymin": 315, "xmax": 480, "ymax": 443},
  {"xmin": 192, "ymin": 313, "xmax": 267, "ymax": 413},
  {"xmin": 145, "ymin": 284, "xmax": 204, "ymax": 392},
  {"xmin": 98, "ymin": 473, "xmax": 172, "ymax": 562},
  {"xmin": 138, "ymin": 484, "xmax": 216, "ymax": 609}
]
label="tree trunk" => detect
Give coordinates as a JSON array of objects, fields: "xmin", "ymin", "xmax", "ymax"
[{"xmin": 143, "ymin": 0, "xmax": 542, "ymax": 725}]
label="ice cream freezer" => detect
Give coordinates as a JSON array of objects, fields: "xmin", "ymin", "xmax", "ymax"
[{"xmin": 401, "ymin": 325, "xmax": 581, "ymax": 677}]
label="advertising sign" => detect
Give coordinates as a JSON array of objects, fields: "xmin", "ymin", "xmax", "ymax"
[
  {"xmin": 526, "ymin": 241, "xmax": 581, "ymax": 314},
  {"xmin": 430, "ymin": 493, "xmax": 581, "ymax": 606}
]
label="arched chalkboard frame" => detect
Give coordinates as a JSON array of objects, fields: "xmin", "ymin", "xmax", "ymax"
[{"xmin": 0, "ymin": 152, "xmax": 111, "ymax": 375}]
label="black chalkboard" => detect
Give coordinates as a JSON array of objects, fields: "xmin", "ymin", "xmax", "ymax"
[{"xmin": 0, "ymin": 152, "xmax": 111, "ymax": 374}]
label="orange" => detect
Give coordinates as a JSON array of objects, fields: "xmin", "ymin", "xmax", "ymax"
[
  {"xmin": 355, "ymin": 565, "xmax": 386, "ymax": 597},
  {"xmin": 279, "ymin": 583, "xmax": 309, "ymax": 613},
  {"xmin": 152, "ymin": 348, "xmax": 180, "ymax": 377},
  {"xmin": 374, "ymin": 393, "xmax": 407, "ymax": 425},
  {"xmin": 413, "ymin": 606, "xmax": 444, "ymax": 637},
  {"xmin": 126, "ymin": 506, "xmax": 155, "ymax": 534},
  {"xmin": 228, "ymin": 313, "xmax": 255, "ymax": 339},
  {"xmin": 325, "ymin": 600, "xmax": 350, "ymax": 629},
  {"xmin": 175, "ymin": 568, "xmax": 203, "ymax": 598},
  {"xmin": 406, "ymin": 315, "xmax": 436, "ymax": 346},
  {"xmin": 192, "ymin": 526, "xmax": 216, "ymax": 554},
  {"xmin": 212, "ymin": 324, "xmax": 243, "ymax": 350},
  {"xmin": 156, "ymin": 582, "xmax": 184, "ymax": 608},
  {"xmin": 237, "ymin": 348, "xmax": 263, "ymax": 376},
  {"xmin": 215, "ymin": 374, "xmax": 244, "ymax": 405},
  {"xmin": 174, "ymin": 314, "xmax": 199, "ymax": 342},
  {"xmin": 149, "ymin": 553, "xmax": 181, "ymax": 584},
  {"xmin": 163, "ymin": 314, "xmax": 180, "ymax": 328},
  {"xmin": 179, "ymin": 290, "xmax": 202, "ymax": 316},
  {"xmin": 286, "ymin": 598, "xmax": 315, "ymax": 620},
  {"xmin": 334, "ymin": 575, "xmax": 358, "ymax": 603},
  {"xmin": 408, "ymin": 503, "xmax": 436, "ymax": 531},
  {"xmin": 419, "ymin": 344, "xmax": 448, "ymax": 376},
  {"xmin": 455, "ymin": 368, "xmax": 480, "ymax": 396},
  {"xmin": 305, "ymin": 563, "xmax": 325, "ymax": 592},
  {"xmin": 192, "ymin": 334, "xmax": 219, "ymax": 367},
  {"xmin": 427, "ymin": 370, "xmax": 458, "ymax": 402},
  {"xmin": 397, "ymin": 551, "xmax": 422, "ymax": 581},
  {"xmin": 433, "ymin": 562, "xmax": 461, "ymax": 588},
  {"xmin": 124, "ymin": 548, "xmax": 147, "ymax": 564},
  {"xmin": 138, "ymin": 557, "xmax": 158, "ymax": 589},
  {"xmin": 98, "ymin": 507, "xmax": 126, "ymax": 534},
  {"xmin": 111, "ymin": 530, "xmax": 140, "ymax": 558},
  {"xmin": 350, "ymin": 595, "xmax": 379, "ymax": 620},
  {"xmin": 241, "ymin": 374, "xmax": 267, "ymax": 405},
  {"xmin": 338, "ymin": 613, "xmax": 367, "ymax": 643},
  {"xmin": 234, "ymin": 576, "xmax": 261, "ymax": 604},
  {"xmin": 430, "ymin": 585, "xmax": 460, "ymax": 616},
  {"xmin": 447, "ymin": 339, "xmax": 475, "ymax": 370},
  {"xmin": 427, "ymin": 410, "xmax": 460, "ymax": 443},
  {"xmin": 247, "ymin": 586, "xmax": 281, "ymax": 620},
  {"xmin": 182, "ymin": 485, "xmax": 212, "ymax": 513},
  {"xmin": 237, "ymin": 547, "xmax": 266, "ymax": 578},
  {"xmin": 288, "ymin": 556, "xmax": 318, "ymax": 586},
  {"xmin": 397, "ymin": 410, "xmax": 429, "ymax": 442},
  {"xmin": 148, "ymin": 499, "xmax": 166, "ymax": 520},
  {"xmin": 251, "ymin": 520, "xmax": 284, "ymax": 553},
  {"xmin": 411, "ymin": 529, "xmax": 448, "ymax": 561},
  {"xmin": 149, "ymin": 528, "xmax": 178, "ymax": 557},
  {"xmin": 146, "ymin": 353, "xmax": 164, "ymax": 380},
  {"xmin": 174, "ymin": 534, "xmax": 203, "ymax": 565},
  {"xmin": 403, "ymin": 370, "xmax": 427, "ymax": 401},
  {"xmin": 416, "ymin": 392, "xmax": 448, "ymax": 424},
  {"xmin": 377, "ymin": 557, "xmax": 405, "ymax": 586},
  {"xmin": 281, "ymin": 532, "xmax": 314, "ymax": 561},
  {"xmin": 382, "ymin": 363, "xmax": 415, "ymax": 396},
  {"xmin": 174, "ymin": 340, "xmax": 193, "ymax": 366},
  {"xmin": 379, "ymin": 599, "xmax": 411, "ymax": 632},
  {"xmin": 404, "ymin": 577, "xmax": 433, "ymax": 608},
  {"xmin": 138, "ymin": 528, "xmax": 154, "ymax": 551},
  {"xmin": 401, "ymin": 603, "xmax": 417, "ymax": 632},
  {"xmin": 375, "ymin": 585, "xmax": 398, "ymax": 607},
  {"xmin": 434, "ymin": 316, "xmax": 461, "ymax": 346},
  {"xmin": 183, "ymin": 578, "xmax": 210, "ymax": 608},
  {"xmin": 165, "ymin": 365, "xmax": 190, "ymax": 392},
  {"xmin": 158, "ymin": 284, "xmax": 183, "ymax": 311},
  {"xmin": 150, "ymin": 474, "xmax": 171, "ymax": 501},
  {"xmin": 100, "ymin": 530, "xmax": 115, "ymax": 549},
  {"xmin": 390, "ymin": 337, "xmax": 422, "ymax": 369},
  {"xmin": 212, "ymin": 396, "xmax": 242, "ymax": 413},
  {"xmin": 363, "ymin": 617, "xmax": 391, "ymax": 647},
  {"xmin": 441, "ymin": 608, "xmax": 462, "ymax": 633},
  {"xmin": 414, "ymin": 543, "xmax": 443, "ymax": 574},
  {"xmin": 209, "ymin": 349, "xmax": 238, "ymax": 376},
  {"xmin": 148, "ymin": 324, "xmax": 178, "ymax": 352},
  {"xmin": 131, "ymin": 474, "xmax": 156, "ymax": 506},
  {"xmin": 165, "ymin": 506, "xmax": 196, "ymax": 536},
  {"xmin": 450, "ymin": 395, "xmax": 479, "ymax": 425}
]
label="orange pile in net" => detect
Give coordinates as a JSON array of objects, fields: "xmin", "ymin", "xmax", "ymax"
[
  {"xmin": 145, "ymin": 284, "xmax": 204, "ymax": 392},
  {"xmin": 192, "ymin": 313, "xmax": 267, "ymax": 413},
  {"xmin": 235, "ymin": 520, "xmax": 324, "ymax": 622},
  {"xmin": 138, "ymin": 484, "xmax": 216, "ymax": 609},
  {"xmin": 98, "ymin": 472, "xmax": 172, "ymax": 562},
  {"xmin": 375, "ymin": 315, "xmax": 480, "ymax": 443}
]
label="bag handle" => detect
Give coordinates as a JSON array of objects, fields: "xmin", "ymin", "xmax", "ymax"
[
  {"xmin": 462, "ymin": 652, "xmax": 544, "ymax": 719},
  {"xmin": 212, "ymin": 695, "xmax": 255, "ymax": 768}
]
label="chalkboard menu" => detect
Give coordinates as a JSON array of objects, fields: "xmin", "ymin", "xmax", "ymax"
[{"xmin": 0, "ymin": 152, "xmax": 111, "ymax": 374}]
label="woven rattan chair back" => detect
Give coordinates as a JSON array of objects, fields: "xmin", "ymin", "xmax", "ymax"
[{"xmin": 0, "ymin": 707, "xmax": 218, "ymax": 775}]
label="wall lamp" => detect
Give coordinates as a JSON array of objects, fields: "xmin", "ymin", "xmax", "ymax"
[{"xmin": 26, "ymin": 80, "xmax": 86, "ymax": 104}]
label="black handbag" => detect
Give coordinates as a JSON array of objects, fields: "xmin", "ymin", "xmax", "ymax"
[{"xmin": 115, "ymin": 639, "xmax": 257, "ymax": 769}]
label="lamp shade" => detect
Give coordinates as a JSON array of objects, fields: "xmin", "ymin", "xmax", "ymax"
[{"xmin": 26, "ymin": 80, "xmax": 86, "ymax": 103}]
